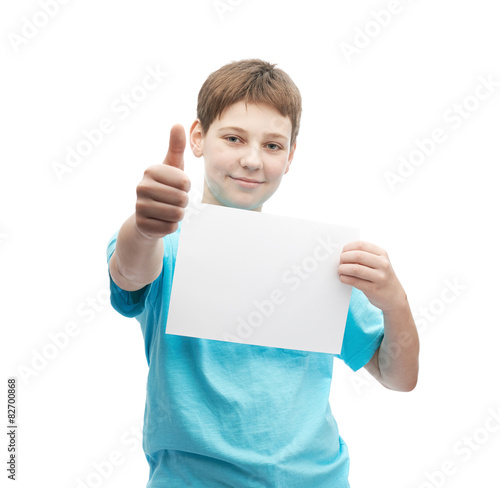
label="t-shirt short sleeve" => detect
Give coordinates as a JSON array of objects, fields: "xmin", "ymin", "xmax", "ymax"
[
  {"xmin": 334, "ymin": 287, "xmax": 385, "ymax": 372},
  {"xmin": 106, "ymin": 230, "xmax": 162, "ymax": 318}
]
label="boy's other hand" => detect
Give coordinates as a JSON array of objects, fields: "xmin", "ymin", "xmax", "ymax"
[
  {"xmin": 135, "ymin": 124, "xmax": 191, "ymax": 239},
  {"xmin": 337, "ymin": 241, "xmax": 407, "ymax": 313}
]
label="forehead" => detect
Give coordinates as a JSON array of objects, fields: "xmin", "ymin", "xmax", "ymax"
[{"xmin": 213, "ymin": 101, "xmax": 291, "ymax": 140}]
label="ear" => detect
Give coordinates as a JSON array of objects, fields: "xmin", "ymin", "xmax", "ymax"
[
  {"xmin": 189, "ymin": 119, "xmax": 204, "ymax": 158},
  {"xmin": 284, "ymin": 140, "xmax": 296, "ymax": 175}
]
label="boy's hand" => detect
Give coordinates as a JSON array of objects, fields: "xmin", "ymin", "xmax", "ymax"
[
  {"xmin": 135, "ymin": 124, "xmax": 191, "ymax": 239},
  {"xmin": 338, "ymin": 241, "xmax": 407, "ymax": 312}
]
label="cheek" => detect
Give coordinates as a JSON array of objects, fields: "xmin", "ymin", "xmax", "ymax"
[
  {"xmin": 209, "ymin": 149, "xmax": 232, "ymax": 173},
  {"xmin": 267, "ymin": 161, "xmax": 288, "ymax": 181},
  {"xmin": 205, "ymin": 151, "xmax": 227, "ymax": 176}
]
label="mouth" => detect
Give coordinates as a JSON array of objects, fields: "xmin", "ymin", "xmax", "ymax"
[{"xmin": 229, "ymin": 176, "xmax": 264, "ymax": 188}]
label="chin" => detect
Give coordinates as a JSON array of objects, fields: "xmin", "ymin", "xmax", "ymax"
[{"xmin": 225, "ymin": 195, "xmax": 264, "ymax": 211}]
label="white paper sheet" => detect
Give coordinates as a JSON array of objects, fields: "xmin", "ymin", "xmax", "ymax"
[{"xmin": 165, "ymin": 203, "xmax": 359, "ymax": 354}]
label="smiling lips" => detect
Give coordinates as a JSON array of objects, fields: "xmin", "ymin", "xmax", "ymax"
[{"xmin": 230, "ymin": 176, "xmax": 264, "ymax": 188}]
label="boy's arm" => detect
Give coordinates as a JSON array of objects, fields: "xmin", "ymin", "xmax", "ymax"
[
  {"xmin": 109, "ymin": 124, "xmax": 190, "ymax": 292},
  {"xmin": 338, "ymin": 240, "xmax": 419, "ymax": 392},
  {"xmin": 109, "ymin": 214, "xmax": 165, "ymax": 291},
  {"xmin": 363, "ymin": 298, "xmax": 419, "ymax": 392}
]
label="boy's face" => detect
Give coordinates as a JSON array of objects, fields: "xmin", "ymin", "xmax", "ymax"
[{"xmin": 190, "ymin": 101, "xmax": 296, "ymax": 212}]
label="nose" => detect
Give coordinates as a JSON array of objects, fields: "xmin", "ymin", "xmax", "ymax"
[{"xmin": 240, "ymin": 144, "xmax": 263, "ymax": 171}]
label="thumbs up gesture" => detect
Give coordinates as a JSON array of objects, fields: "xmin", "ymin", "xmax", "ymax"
[{"xmin": 135, "ymin": 124, "xmax": 191, "ymax": 239}]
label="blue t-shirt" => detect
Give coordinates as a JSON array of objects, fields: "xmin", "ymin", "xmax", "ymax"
[{"xmin": 106, "ymin": 223, "xmax": 384, "ymax": 487}]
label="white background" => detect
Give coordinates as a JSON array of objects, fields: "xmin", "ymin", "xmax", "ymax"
[{"xmin": 1, "ymin": 1, "xmax": 499, "ymax": 487}]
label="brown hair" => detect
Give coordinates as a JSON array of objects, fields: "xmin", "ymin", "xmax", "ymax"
[{"xmin": 196, "ymin": 58, "xmax": 302, "ymax": 147}]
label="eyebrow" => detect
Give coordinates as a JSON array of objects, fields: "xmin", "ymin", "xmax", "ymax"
[{"xmin": 217, "ymin": 126, "xmax": 289, "ymax": 142}]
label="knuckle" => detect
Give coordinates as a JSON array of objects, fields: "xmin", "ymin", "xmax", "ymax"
[
  {"xmin": 135, "ymin": 214, "xmax": 144, "ymax": 227},
  {"xmin": 143, "ymin": 165, "xmax": 156, "ymax": 178},
  {"xmin": 179, "ymin": 192, "xmax": 189, "ymax": 208},
  {"xmin": 136, "ymin": 180, "xmax": 150, "ymax": 196},
  {"xmin": 173, "ymin": 206, "xmax": 185, "ymax": 221},
  {"xmin": 180, "ymin": 175, "xmax": 191, "ymax": 192},
  {"xmin": 166, "ymin": 222, "xmax": 178, "ymax": 234},
  {"xmin": 135, "ymin": 200, "xmax": 146, "ymax": 213},
  {"xmin": 136, "ymin": 183, "xmax": 145, "ymax": 195},
  {"xmin": 353, "ymin": 251, "xmax": 363, "ymax": 262}
]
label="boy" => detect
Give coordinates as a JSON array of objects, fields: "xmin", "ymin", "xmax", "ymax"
[{"xmin": 107, "ymin": 59, "xmax": 419, "ymax": 487}]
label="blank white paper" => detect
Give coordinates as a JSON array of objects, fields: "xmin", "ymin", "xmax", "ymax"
[{"xmin": 165, "ymin": 203, "xmax": 360, "ymax": 354}]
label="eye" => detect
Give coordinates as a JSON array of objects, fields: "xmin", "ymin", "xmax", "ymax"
[
  {"xmin": 226, "ymin": 136, "xmax": 241, "ymax": 143},
  {"xmin": 266, "ymin": 143, "xmax": 281, "ymax": 151}
]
